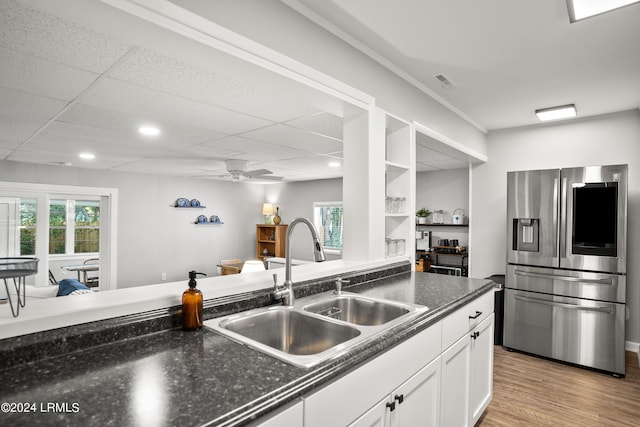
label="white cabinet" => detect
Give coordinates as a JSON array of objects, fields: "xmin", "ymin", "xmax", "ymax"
[
  {"xmin": 303, "ymin": 321, "xmax": 442, "ymax": 427},
  {"xmin": 470, "ymin": 315, "xmax": 494, "ymax": 425},
  {"xmin": 441, "ymin": 309, "xmax": 494, "ymax": 427},
  {"xmin": 254, "ymin": 399, "xmax": 303, "ymax": 427},
  {"xmin": 441, "ymin": 332, "xmax": 471, "ymax": 427},
  {"xmin": 349, "ymin": 355, "xmax": 441, "ymax": 427},
  {"xmin": 389, "ymin": 354, "xmax": 441, "ymax": 427}
]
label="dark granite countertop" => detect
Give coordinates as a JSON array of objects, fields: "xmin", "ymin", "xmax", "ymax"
[{"xmin": 0, "ymin": 272, "xmax": 494, "ymax": 427}]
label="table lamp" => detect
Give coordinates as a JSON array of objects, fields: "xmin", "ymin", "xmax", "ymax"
[{"xmin": 262, "ymin": 203, "xmax": 274, "ymax": 224}]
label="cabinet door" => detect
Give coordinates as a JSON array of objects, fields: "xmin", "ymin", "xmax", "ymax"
[
  {"xmin": 390, "ymin": 355, "xmax": 441, "ymax": 427},
  {"xmin": 469, "ymin": 315, "xmax": 494, "ymax": 426},
  {"xmin": 440, "ymin": 333, "xmax": 471, "ymax": 427},
  {"xmin": 348, "ymin": 398, "xmax": 390, "ymax": 427}
]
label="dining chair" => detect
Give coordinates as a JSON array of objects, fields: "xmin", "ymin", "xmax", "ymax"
[{"xmin": 83, "ymin": 258, "xmax": 100, "ymax": 287}]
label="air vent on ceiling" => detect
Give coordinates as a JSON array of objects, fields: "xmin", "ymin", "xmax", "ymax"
[{"xmin": 434, "ymin": 73, "xmax": 457, "ymax": 89}]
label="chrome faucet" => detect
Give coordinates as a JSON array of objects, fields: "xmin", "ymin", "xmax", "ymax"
[{"xmin": 272, "ymin": 217, "xmax": 326, "ymax": 306}]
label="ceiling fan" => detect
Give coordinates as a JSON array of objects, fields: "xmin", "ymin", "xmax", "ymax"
[{"xmin": 217, "ymin": 159, "xmax": 283, "ymax": 182}]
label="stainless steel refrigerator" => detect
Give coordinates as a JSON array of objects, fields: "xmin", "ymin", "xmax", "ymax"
[{"xmin": 504, "ymin": 164, "xmax": 627, "ymax": 375}]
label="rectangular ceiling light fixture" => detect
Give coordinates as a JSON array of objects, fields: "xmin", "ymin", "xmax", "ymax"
[
  {"xmin": 567, "ymin": 0, "xmax": 640, "ymax": 22},
  {"xmin": 535, "ymin": 104, "xmax": 577, "ymax": 122}
]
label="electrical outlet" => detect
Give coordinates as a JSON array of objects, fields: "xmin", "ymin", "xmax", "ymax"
[{"xmin": 161, "ymin": 273, "xmax": 167, "ymax": 281}]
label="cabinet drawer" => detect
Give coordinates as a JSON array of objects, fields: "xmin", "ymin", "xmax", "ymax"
[{"xmin": 442, "ymin": 291, "xmax": 493, "ymax": 350}]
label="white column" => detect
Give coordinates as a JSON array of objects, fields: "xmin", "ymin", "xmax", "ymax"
[{"xmin": 342, "ymin": 107, "xmax": 386, "ymax": 261}]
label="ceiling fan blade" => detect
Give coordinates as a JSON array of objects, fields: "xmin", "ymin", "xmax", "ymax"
[
  {"xmin": 248, "ymin": 175, "xmax": 283, "ymax": 181},
  {"xmin": 244, "ymin": 168, "xmax": 273, "ymax": 177}
]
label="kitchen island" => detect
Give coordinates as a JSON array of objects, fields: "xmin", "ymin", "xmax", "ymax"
[{"xmin": 0, "ymin": 265, "xmax": 494, "ymax": 426}]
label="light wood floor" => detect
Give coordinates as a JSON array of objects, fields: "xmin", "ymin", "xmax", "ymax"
[{"xmin": 478, "ymin": 346, "xmax": 640, "ymax": 426}]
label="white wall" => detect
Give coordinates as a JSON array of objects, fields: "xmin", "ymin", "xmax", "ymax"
[
  {"xmin": 470, "ymin": 109, "xmax": 640, "ymax": 343},
  {"xmin": 0, "ymin": 160, "xmax": 263, "ymax": 288},
  {"xmin": 416, "ymin": 168, "xmax": 470, "ymax": 247},
  {"xmin": 264, "ymin": 178, "xmax": 343, "ymax": 262}
]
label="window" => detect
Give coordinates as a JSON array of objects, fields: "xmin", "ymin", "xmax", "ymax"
[
  {"xmin": 49, "ymin": 199, "xmax": 100, "ymax": 255},
  {"xmin": 313, "ymin": 202, "xmax": 343, "ymax": 252},
  {"xmin": 20, "ymin": 198, "xmax": 37, "ymax": 255}
]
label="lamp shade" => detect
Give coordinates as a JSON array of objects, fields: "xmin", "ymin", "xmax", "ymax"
[{"xmin": 262, "ymin": 203, "xmax": 274, "ymax": 215}]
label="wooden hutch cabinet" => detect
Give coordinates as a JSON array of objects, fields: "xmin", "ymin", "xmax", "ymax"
[{"xmin": 256, "ymin": 224, "xmax": 288, "ymax": 261}]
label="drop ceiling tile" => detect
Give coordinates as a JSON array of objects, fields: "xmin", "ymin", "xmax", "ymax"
[
  {"xmin": 81, "ymin": 77, "xmax": 274, "ymax": 134},
  {"xmin": 54, "ymin": 104, "xmax": 227, "ymax": 147},
  {"xmin": 111, "ymin": 48, "xmax": 318, "ymax": 123},
  {"xmin": 9, "ymin": 149, "xmax": 127, "ymax": 169},
  {"xmin": 242, "ymin": 124, "xmax": 343, "ymax": 154},
  {"xmin": 0, "ymin": 0, "xmax": 133, "ymax": 73},
  {"xmin": 0, "ymin": 111, "xmax": 48, "ymax": 140},
  {"xmin": 24, "ymin": 133, "xmax": 170, "ymax": 160},
  {"xmin": 0, "ymin": 138, "xmax": 21, "ymax": 150},
  {"xmin": 0, "ymin": 86, "xmax": 67, "ymax": 119},
  {"xmin": 110, "ymin": 157, "xmax": 214, "ymax": 176},
  {"xmin": 285, "ymin": 112, "xmax": 343, "ymax": 140},
  {"xmin": 0, "ymin": 47, "xmax": 99, "ymax": 100},
  {"xmin": 202, "ymin": 135, "xmax": 311, "ymax": 162}
]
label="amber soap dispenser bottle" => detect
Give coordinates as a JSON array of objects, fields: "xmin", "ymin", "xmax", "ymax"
[{"xmin": 182, "ymin": 270, "xmax": 205, "ymax": 331}]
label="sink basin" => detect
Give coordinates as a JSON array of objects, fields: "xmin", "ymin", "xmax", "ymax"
[
  {"xmin": 204, "ymin": 292, "xmax": 428, "ymax": 369},
  {"xmin": 303, "ymin": 294, "xmax": 412, "ymax": 326},
  {"xmin": 221, "ymin": 308, "xmax": 360, "ymax": 355},
  {"xmin": 204, "ymin": 306, "xmax": 361, "ymax": 368}
]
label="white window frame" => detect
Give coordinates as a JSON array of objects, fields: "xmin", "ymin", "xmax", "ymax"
[
  {"xmin": 48, "ymin": 197, "xmax": 101, "ymax": 258},
  {"xmin": 0, "ymin": 182, "xmax": 117, "ymax": 289},
  {"xmin": 313, "ymin": 201, "xmax": 344, "ymax": 255}
]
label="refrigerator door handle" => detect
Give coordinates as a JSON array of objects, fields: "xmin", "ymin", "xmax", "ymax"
[
  {"xmin": 559, "ymin": 176, "xmax": 567, "ymax": 259},
  {"xmin": 514, "ymin": 294, "xmax": 613, "ymax": 314},
  {"xmin": 513, "ymin": 269, "xmax": 614, "ymax": 285},
  {"xmin": 553, "ymin": 176, "xmax": 558, "ymax": 259}
]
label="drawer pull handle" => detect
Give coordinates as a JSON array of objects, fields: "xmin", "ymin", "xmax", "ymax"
[
  {"xmin": 471, "ymin": 331, "xmax": 480, "ymax": 340},
  {"xmin": 469, "ymin": 310, "xmax": 482, "ymax": 319},
  {"xmin": 395, "ymin": 394, "xmax": 404, "ymax": 404},
  {"xmin": 386, "ymin": 401, "xmax": 396, "ymax": 412}
]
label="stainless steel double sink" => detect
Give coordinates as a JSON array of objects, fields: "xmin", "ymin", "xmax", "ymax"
[{"xmin": 204, "ymin": 291, "xmax": 428, "ymax": 368}]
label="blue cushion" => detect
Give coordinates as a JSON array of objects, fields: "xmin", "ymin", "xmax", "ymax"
[{"xmin": 57, "ymin": 278, "xmax": 90, "ymax": 296}]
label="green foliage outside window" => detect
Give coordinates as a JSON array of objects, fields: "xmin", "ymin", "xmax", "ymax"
[
  {"xmin": 318, "ymin": 206, "xmax": 343, "ymax": 250},
  {"xmin": 20, "ymin": 199, "xmax": 36, "ymax": 256}
]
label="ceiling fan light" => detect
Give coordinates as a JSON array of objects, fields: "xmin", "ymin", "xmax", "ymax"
[{"xmin": 535, "ymin": 104, "xmax": 577, "ymax": 121}]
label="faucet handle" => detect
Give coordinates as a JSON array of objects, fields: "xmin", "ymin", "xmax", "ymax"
[
  {"xmin": 272, "ymin": 273, "xmax": 279, "ymax": 289},
  {"xmin": 334, "ymin": 278, "xmax": 350, "ymax": 295}
]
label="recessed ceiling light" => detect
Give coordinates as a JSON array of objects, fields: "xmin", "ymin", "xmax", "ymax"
[
  {"xmin": 566, "ymin": 0, "xmax": 640, "ymax": 22},
  {"xmin": 79, "ymin": 152, "xmax": 95, "ymax": 160},
  {"xmin": 328, "ymin": 161, "xmax": 341, "ymax": 168},
  {"xmin": 535, "ymin": 104, "xmax": 577, "ymax": 122},
  {"xmin": 138, "ymin": 125, "xmax": 161, "ymax": 136}
]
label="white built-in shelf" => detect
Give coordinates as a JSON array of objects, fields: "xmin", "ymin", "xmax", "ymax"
[{"xmin": 385, "ymin": 161, "xmax": 410, "ymax": 172}]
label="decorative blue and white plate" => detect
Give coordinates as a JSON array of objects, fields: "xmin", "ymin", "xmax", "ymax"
[
  {"xmin": 210, "ymin": 215, "xmax": 221, "ymax": 224},
  {"xmin": 196, "ymin": 215, "xmax": 208, "ymax": 224},
  {"xmin": 175, "ymin": 198, "xmax": 189, "ymax": 207},
  {"xmin": 190, "ymin": 199, "xmax": 201, "ymax": 207}
]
